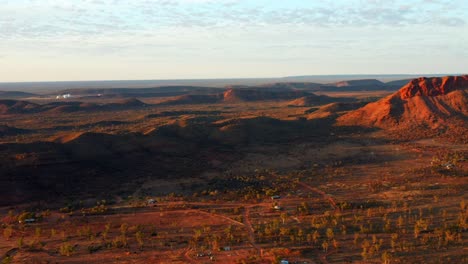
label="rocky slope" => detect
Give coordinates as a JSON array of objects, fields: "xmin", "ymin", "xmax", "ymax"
[{"xmin": 337, "ymin": 75, "xmax": 468, "ymax": 132}]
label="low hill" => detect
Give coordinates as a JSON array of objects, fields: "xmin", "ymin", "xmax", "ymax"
[
  {"xmin": 150, "ymin": 115, "xmax": 333, "ymax": 145},
  {"xmin": 330, "ymin": 79, "xmax": 385, "ymax": 87},
  {"xmin": 0, "ymin": 91, "xmax": 36, "ymax": 99},
  {"xmin": 384, "ymin": 79, "xmax": 412, "ymax": 87},
  {"xmin": 258, "ymin": 79, "xmax": 404, "ymax": 92},
  {"xmin": 52, "ymin": 79, "xmax": 397, "ymax": 104},
  {"xmin": 107, "ymin": 98, "xmax": 147, "ymax": 108},
  {"xmin": 158, "ymin": 87, "xmax": 311, "ymax": 105},
  {"xmin": 222, "ymin": 88, "xmax": 309, "ymax": 102},
  {"xmin": 287, "ymin": 94, "xmax": 356, "ymax": 107},
  {"xmin": 256, "ymin": 82, "xmax": 322, "ymax": 90},
  {"xmin": 158, "ymin": 94, "xmax": 222, "ymax": 105},
  {"xmin": 337, "ymin": 75, "xmax": 468, "ymax": 139},
  {"xmin": 0, "ymin": 125, "xmax": 30, "ymax": 137},
  {"xmin": 49, "ymin": 132, "xmax": 86, "ymax": 143},
  {"xmin": 47, "ymin": 98, "xmax": 147, "ymax": 113},
  {"xmin": 318, "ymin": 79, "xmax": 397, "ymax": 92},
  {"xmin": 0, "ymin": 98, "xmax": 148, "ymax": 114},
  {"xmin": 0, "ymin": 100, "xmax": 40, "ymax": 114},
  {"xmin": 315, "ymin": 102, "xmax": 369, "ymax": 113},
  {"xmin": 306, "ymin": 102, "xmax": 368, "ymax": 119}
]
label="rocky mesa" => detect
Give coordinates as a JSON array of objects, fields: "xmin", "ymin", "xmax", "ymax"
[{"xmin": 337, "ymin": 75, "xmax": 468, "ymax": 131}]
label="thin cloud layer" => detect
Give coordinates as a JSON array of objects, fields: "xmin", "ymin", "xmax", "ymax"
[
  {"xmin": 0, "ymin": 0, "xmax": 466, "ymax": 81},
  {"xmin": 1, "ymin": 0, "xmax": 466, "ymax": 39}
]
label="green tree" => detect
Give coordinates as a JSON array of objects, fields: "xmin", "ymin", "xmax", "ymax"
[
  {"xmin": 382, "ymin": 251, "xmax": 392, "ymax": 264},
  {"xmin": 17, "ymin": 237, "xmax": 24, "ymax": 249},
  {"xmin": 59, "ymin": 243, "xmax": 74, "ymax": 256},
  {"xmin": 322, "ymin": 240, "xmax": 329, "ymax": 252},
  {"xmin": 280, "ymin": 213, "xmax": 288, "ymax": 225},
  {"xmin": 312, "ymin": 230, "xmax": 320, "ymax": 245},
  {"xmin": 3, "ymin": 226, "xmax": 13, "ymax": 240},
  {"xmin": 326, "ymin": 228, "xmax": 334, "ymax": 240},
  {"xmin": 135, "ymin": 231, "xmax": 144, "ymax": 249}
]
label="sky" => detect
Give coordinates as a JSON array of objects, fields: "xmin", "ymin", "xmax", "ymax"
[{"xmin": 0, "ymin": 0, "xmax": 467, "ymax": 82}]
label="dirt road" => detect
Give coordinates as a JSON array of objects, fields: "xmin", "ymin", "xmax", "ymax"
[
  {"xmin": 297, "ymin": 182, "xmax": 339, "ymax": 211},
  {"xmin": 297, "ymin": 181, "xmax": 339, "ymax": 263},
  {"xmin": 243, "ymin": 206, "xmax": 262, "ymax": 256}
]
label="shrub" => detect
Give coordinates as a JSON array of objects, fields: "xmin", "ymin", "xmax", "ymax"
[
  {"xmin": 59, "ymin": 243, "xmax": 74, "ymax": 256},
  {"xmin": 3, "ymin": 226, "xmax": 13, "ymax": 240}
]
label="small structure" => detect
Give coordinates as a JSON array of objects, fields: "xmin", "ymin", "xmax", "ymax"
[
  {"xmin": 222, "ymin": 246, "xmax": 231, "ymax": 251},
  {"xmin": 280, "ymin": 260, "xmax": 289, "ymax": 264},
  {"xmin": 274, "ymin": 205, "xmax": 282, "ymax": 210},
  {"xmin": 147, "ymin": 199, "xmax": 156, "ymax": 205},
  {"xmin": 56, "ymin": 93, "xmax": 72, "ymax": 99},
  {"xmin": 197, "ymin": 251, "xmax": 213, "ymax": 257},
  {"xmin": 19, "ymin": 218, "xmax": 36, "ymax": 224},
  {"xmin": 443, "ymin": 163, "xmax": 455, "ymax": 170},
  {"xmin": 271, "ymin": 195, "xmax": 281, "ymax": 200}
]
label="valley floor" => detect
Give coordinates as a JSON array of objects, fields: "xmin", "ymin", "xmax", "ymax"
[{"xmin": 1, "ymin": 135, "xmax": 466, "ymax": 264}]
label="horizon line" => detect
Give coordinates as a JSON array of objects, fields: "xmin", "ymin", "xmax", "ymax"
[{"xmin": 0, "ymin": 73, "xmax": 465, "ymax": 84}]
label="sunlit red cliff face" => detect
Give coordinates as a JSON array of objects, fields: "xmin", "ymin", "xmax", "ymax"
[
  {"xmin": 337, "ymin": 75, "xmax": 468, "ymax": 130},
  {"xmin": 399, "ymin": 75, "xmax": 468, "ymax": 99}
]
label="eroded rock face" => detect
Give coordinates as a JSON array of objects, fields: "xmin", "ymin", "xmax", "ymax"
[
  {"xmin": 399, "ymin": 75, "xmax": 468, "ymax": 99},
  {"xmin": 337, "ymin": 75, "xmax": 468, "ymax": 130}
]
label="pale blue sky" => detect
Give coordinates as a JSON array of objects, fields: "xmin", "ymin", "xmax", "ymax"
[{"xmin": 0, "ymin": 0, "xmax": 466, "ymax": 81}]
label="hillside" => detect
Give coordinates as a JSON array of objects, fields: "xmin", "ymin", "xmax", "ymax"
[
  {"xmin": 0, "ymin": 100, "xmax": 40, "ymax": 114},
  {"xmin": 256, "ymin": 82, "xmax": 322, "ymax": 90},
  {"xmin": 384, "ymin": 79, "xmax": 412, "ymax": 87},
  {"xmin": 0, "ymin": 98, "xmax": 147, "ymax": 114},
  {"xmin": 330, "ymin": 79, "xmax": 385, "ymax": 87},
  {"xmin": 337, "ymin": 75, "xmax": 468, "ymax": 138},
  {"xmin": 159, "ymin": 87, "xmax": 311, "ymax": 105},
  {"xmin": 306, "ymin": 102, "xmax": 368, "ymax": 119},
  {"xmin": 0, "ymin": 125, "xmax": 30, "ymax": 137},
  {"xmin": 0, "ymin": 91, "xmax": 36, "ymax": 99},
  {"xmin": 158, "ymin": 94, "xmax": 222, "ymax": 105},
  {"xmin": 287, "ymin": 94, "xmax": 355, "ymax": 107},
  {"xmin": 222, "ymin": 88, "xmax": 309, "ymax": 102}
]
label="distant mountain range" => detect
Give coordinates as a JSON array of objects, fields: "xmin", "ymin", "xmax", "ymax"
[
  {"xmin": 0, "ymin": 74, "xmax": 462, "ymax": 93},
  {"xmin": 0, "ymin": 77, "xmax": 449, "ymax": 108}
]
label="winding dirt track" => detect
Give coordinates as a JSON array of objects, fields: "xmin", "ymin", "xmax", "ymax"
[
  {"xmin": 180, "ymin": 206, "xmax": 260, "ymax": 262},
  {"xmin": 297, "ymin": 182, "xmax": 339, "ymax": 211},
  {"xmin": 194, "ymin": 209, "xmax": 244, "ymax": 226}
]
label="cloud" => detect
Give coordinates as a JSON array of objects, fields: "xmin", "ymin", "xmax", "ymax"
[
  {"xmin": 0, "ymin": 0, "xmax": 466, "ymax": 77},
  {"xmin": 0, "ymin": 0, "xmax": 466, "ymax": 42}
]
